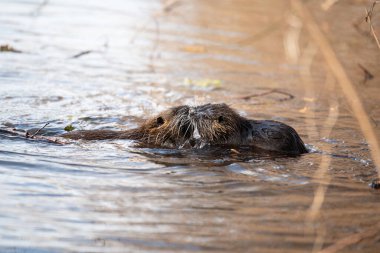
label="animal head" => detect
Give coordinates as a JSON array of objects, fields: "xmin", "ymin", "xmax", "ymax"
[
  {"xmin": 141, "ymin": 105, "xmax": 193, "ymax": 147},
  {"xmin": 189, "ymin": 103, "xmax": 246, "ymax": 145}
]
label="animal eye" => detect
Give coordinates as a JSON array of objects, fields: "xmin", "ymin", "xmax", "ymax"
[
  {"xmin": 156, "ymin": 116, "xmax": 165, "ymax": 126},
  {"xmin": 218, "ymin": 116, "xmax": 224, "ymax": 123}
]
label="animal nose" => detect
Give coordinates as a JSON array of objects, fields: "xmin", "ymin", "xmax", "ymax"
[
  {"xmin": 189, "ymin": 108, "xmax": 196, "ymax": 117},
  {"xmin": 193, "ymin": 125, "xmax": 201, "ymax": 140},
  {"xmin": 189, "ymin": 137, "xmax": 202, "ymax": 148},
  {"xmin": 189, "ymin": 138, "xmax": 196, "ymax": 147}
]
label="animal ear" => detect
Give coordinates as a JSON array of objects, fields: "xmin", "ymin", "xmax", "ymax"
[
  {"xmin": 156, "ymin": 116, "xmax": 165, "ymax": 126},
  {"xmin": 218, "ymin": 115, "xmax": 224, "ymax": 123}
]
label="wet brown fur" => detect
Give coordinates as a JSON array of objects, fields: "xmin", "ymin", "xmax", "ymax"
[
  {"xmin": 191, "ymin": 103, "xmax": 308, "ymax": 154},
  {"xmin": 60, "ymin": 105, "xmax": 193, "ymax": 148},
  {"xmin": 60, "ymin": 103, "xmax": 307, "ymax": 154},
  {"xmin": 190, "ymin": 103, "xmax": 249, "ymax": 144}
]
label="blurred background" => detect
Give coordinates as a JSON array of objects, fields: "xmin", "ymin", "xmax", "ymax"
[{"xmin": 0, "ymin": 0, "xmax": 380, "ymax": 252}]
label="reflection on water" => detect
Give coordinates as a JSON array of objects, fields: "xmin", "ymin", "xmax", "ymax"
[{"xmin": 1, "ymin": 0, "xmax": 380, "ymax": 252}]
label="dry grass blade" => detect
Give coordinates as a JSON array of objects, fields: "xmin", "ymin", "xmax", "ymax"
[
  {"xmin": 365, "ymin": 1, "xmax": 380, "ymax": 49},
  {"xmin": 163, "ymin": 0, "xmax": 181, "ymax": 13},
  {"xmin": 292, "ymin": 0, "xmax": 380, "ymax": 178},
  {"xmin": 292, "ymin": 0, "xmax": 380, "ymax": 251},
  {"xmin": 321, "ymin": 0, "xmax": 340, "ymax": 11},
  {"xmin": 318, "ymin": 221, "xmax": 380, "ymax": 253}
]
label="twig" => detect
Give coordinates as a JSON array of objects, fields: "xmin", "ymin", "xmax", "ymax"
[
  {"xmin": 365, "ymin": 1, "xmax": 380, "ymax": 50},
  {"xmin": 358, "ymin": 63, "xmax": 374, "ymax": 84},
  {"xmin": 318, "ymin": 221, "xmax": 380, "ymax": 253},
  {"xmin": 27, "ymin": 123, "xmax": 50, "ymax": 138},
  {"xmin": 0, "ymin": 128, "xmax": 23, "ymax": 136},
  {"xmin": 129, "ymin": 1, "xmax": 180, "ymax": 44},
  {"xmin": 163, "ymin": 0, "xmax": 181, "ymax": 13},
  {"xmin": 321, "ymin": 0, "xmax": 340, "ymax": 11},
  {"xmin": 1, "ymin": 127, "xmax": 66, "ymax": 144},
  {"xmin": 236, "ymin": 89, "xmax": 295, "ymax": 101},
  {"xmin": 148, "ymin": 17, "xmax": 160, "ymax": 73},
  {"xmin": 31, "ymin": 0, "xmax": 49, "ymax": 17},
  {"xmin": 70, "ymin": 50, "xmax": 93, "ymax": 59},
  {"xmin": 370, "ymin": 116, "xmax": 378, "ymax": 127},
  {"xmin": 0, "ymin": 44, "xmax": 22, "ymax": 53},
  {"xmin": 129, "ymin": 1, "xmax": 181, "ymax": 71}
]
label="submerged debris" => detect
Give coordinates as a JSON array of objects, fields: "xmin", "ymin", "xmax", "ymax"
[
  {"xmin": 30, "ymin": 0, "xmax": 49, "ymax": 16},
  {"xmin": 70, "ymin": 50, "xmax": 93, "ymax": 59},
  {"xmin": 184, "ymin": 78, "xmax": 222, "ymax": 90},
  {"xmin": 234, "ymin": 89, "xmax": 295, "ymax": 105},
  {"xmin": 370, "ymin": 178, "xmax": 380, "ymax": 189},
  {"xmin": 64, "ymin": 124, "xmax": 75, "ymax": 132},
  {"xmin": 358, "ymin": 63, "xmax": 374, "ymax": 84},
  {"xmin": 0, "ymin": 44, "xmax": 22, "ymax": 53}
]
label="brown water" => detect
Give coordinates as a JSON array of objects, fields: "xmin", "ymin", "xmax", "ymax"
[{"xmin": 1, "ymin": 0, "xmax": 380, "ymax": 252}]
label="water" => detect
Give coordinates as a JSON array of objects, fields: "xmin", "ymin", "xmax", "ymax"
[{"xmin": 1, "ymin": 0, "xmax": 380, "ymax": 252}]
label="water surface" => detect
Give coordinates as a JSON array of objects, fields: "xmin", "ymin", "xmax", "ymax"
[{"xmin": 1, "ymin": 0, "xmax": 380, "ymax": 252}]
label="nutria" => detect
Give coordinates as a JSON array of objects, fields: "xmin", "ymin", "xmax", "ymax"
[
  {"xmin": 60, "ymin": 105, "xmax": 194, "ymax": 148},
  {"xmin": 188, "ymin": 103, "xmax": 308, "ymax": 155},
  {"xmin": 60, "ymin": 103, "xmax": 307, "ymax": 154}
]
